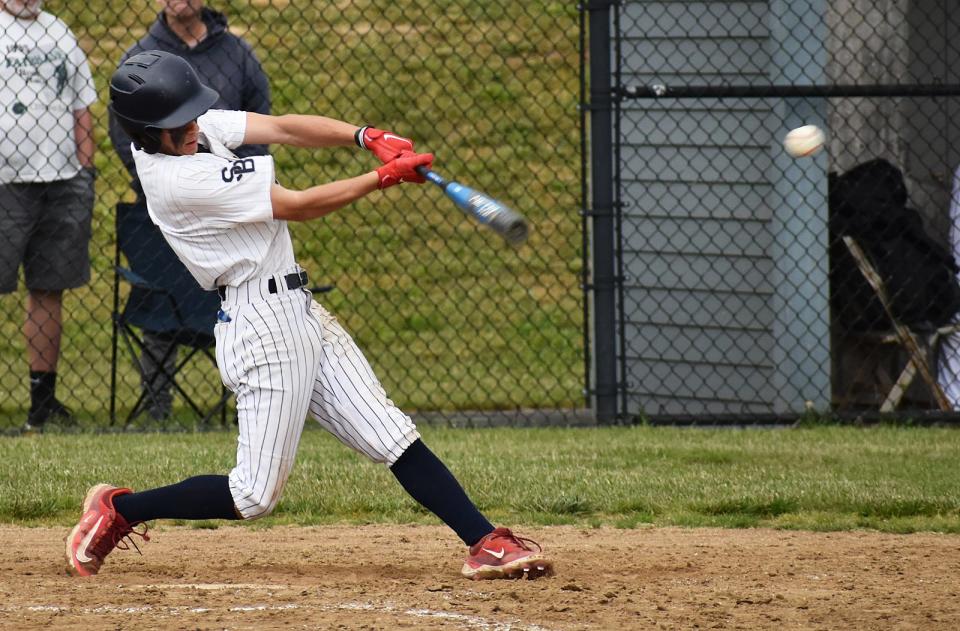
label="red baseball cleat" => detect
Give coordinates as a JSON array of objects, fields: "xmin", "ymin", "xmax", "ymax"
[
  {"xmin": 65, "ymin": 484, "xmax": 148, "ymax": 577},
  {"xmin": 461, "ymin": 527, "xmax": 554, "ymax": 580}
]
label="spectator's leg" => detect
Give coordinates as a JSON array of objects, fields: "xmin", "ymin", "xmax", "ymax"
[
  {"xmin": 25, "ymin": 289, "xmax": 62, "ymax": 373},
  {"xmin": 19, "ymin": 173, "xmax": 93, "ymax": 429},
  {"xmin": 140, "ymin": 331, "xmax": 176, "ymax": 420},
  {"xmin": 24, "ymin": 290, "xmax": 68, "ymax": 422},
  {"xmin": 0, "ymin": 183, "xmax": 43, "ymax": 426}
]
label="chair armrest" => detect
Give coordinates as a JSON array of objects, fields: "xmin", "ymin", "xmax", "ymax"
[{"xmin": 115, "ymin": 265, "xmax": 154, "ymax": 290}]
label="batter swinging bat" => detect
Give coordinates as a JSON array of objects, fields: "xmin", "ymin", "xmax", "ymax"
[{"xmin": 415, "ymin": 166, "xmax": 529, "ymax": 246}]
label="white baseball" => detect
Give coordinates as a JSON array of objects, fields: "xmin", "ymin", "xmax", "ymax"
[{"xmin": 783, "ymin": 125, "xmax": 825, "ymax": 158}]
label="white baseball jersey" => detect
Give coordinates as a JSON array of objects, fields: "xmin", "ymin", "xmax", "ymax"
[
  {"xmin": 134, "ymin": 109, "xmax": 420, "ymax": 519},
  {"xmin": 133, "ymin": 109, "xmax": 294, "ymax": 290}
]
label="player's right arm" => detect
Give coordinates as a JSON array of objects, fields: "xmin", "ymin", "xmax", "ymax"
[
  {"xmin": 270, "ymin": 175, "xmax": 378, "ymax": 222},
  {"xmin": 270, "ymin": 152, "xmax": 434, "ymax": 222}
]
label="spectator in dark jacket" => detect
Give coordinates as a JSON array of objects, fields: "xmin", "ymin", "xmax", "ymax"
[
  {"xmin": 110, "ymin": 0, "xmax": 271, "ymax": 422},
  {"xmin": 111, "ymin": 0, "xmax": 271, "ymax": 189}
]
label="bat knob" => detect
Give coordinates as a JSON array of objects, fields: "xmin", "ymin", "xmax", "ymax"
[{"xmin": 502, "ymin": 218, "xmax": 529, "ymax": 246}]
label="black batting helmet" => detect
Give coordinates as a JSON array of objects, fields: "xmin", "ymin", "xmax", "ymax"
[{"xmin": 109, "ymin": 50, "xmax": 219, "ymax": 153}]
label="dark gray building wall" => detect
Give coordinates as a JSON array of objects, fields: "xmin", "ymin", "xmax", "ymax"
[{"xmin": 617, "ymin": 2, "xmax": 779, "ymax": 416}]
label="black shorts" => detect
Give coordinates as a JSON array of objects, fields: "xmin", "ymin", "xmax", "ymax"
[{"xmin": 0, "ymin": 169, "xmax": 94, "ymax": 293}]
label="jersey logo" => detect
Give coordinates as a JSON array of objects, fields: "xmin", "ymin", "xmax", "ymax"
[{"xmin": 221, "ymin": 158, "xmax": 256, "ymax": 182}]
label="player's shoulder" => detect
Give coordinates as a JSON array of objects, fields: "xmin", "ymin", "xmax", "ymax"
[
  {"xmin": 198, "ymin": 109, "xmax": 245, "ymax": 128},
  {"xmin": 176, "ymin": 152, "xmax": 231, "ymax": 179},
  {"xmin": 136, "ymin": 150, "xmax": 218, "ymax": 176},
  {"xmin": 198, "ymin": 109, "xmax": 248, "ymax": 148},
  {"xmin": 138, "ymin": 152, "xmax": 237, "ymax": 201}
]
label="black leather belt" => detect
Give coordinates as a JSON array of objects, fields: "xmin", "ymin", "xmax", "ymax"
[{"xmin": 218, "ymin": 271, "xmax": 308, "ymax": 300}]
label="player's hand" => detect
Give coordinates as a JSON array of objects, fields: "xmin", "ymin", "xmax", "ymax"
[
  {"xmin": 358, "ymin": 126, "xmax": 414, "ymax": 163},
  {"xmin": 376, "ymin": 151, "xmax": 433, "ymax": 189}
]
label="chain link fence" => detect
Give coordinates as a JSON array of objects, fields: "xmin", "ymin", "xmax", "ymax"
[
  {"xmin": 9, "ymin": 1, "xmax": 957, "ymax": 431},
  {"xmin": 588, "ymin": 0, "xmax": 960, "ymax": 422},
  {"xmin": 0, "ymin": 0, "xmax": 584, "ymax": 432}
]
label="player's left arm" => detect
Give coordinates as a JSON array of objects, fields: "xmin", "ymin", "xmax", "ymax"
[
  {"xmin": 243, "ymin": 113, "xmax": 414, "ymax": 162},
  {"xmin": 243, "ymin": 112, "xmax": 357, "ymax": 148}
]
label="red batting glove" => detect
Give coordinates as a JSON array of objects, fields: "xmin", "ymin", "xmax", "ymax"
[
  {"xmin": 356, "ymin": 126, "xmax": 414, "ymax": 163},
  {"xmin": 375, "ymin": 151, "xmax": 433, "ymax": 189}
]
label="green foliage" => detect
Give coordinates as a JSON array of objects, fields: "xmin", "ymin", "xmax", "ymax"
[
  {"xmin": 3, "ymin": 425, "xmax": 960, "ymax": 533},
  {"xmin": 0, "ymin": 1, "xmax": 583, "ymax": 428}
]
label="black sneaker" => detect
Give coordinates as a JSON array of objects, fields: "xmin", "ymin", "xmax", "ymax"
[{"xmin": 22, "ymin": 399, "xmax": 75, "ymax": 433}]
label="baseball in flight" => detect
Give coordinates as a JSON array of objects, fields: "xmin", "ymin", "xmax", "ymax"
[{"xmin": 783, "ymin": 125, "xmax": 825, "ymax": 158}]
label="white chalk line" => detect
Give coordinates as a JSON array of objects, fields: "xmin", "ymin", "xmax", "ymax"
[
  {"xmin": 128, "ymin": 583, "xmax": 289, "ymax": 591},
  {"xmin": 339, "ymin": 602, "xmax": 554, "ymax": 631},
  {"xmin": 5, "ymin": 599, "xmax": 554, "ymax": 630}
]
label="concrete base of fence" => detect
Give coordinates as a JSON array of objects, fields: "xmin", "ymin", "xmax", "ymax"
[{"xmin": 411, "ymin": 408, "xmax": 597, "ymax": 428}]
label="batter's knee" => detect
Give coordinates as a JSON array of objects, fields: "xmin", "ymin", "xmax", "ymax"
[
  {"xmin": 229, "ymin": 467, "xmax": 289, "ymax": 520},
  {"xmin": 236, "ymin": 493, "xmax": 282, "ymax": 520}
]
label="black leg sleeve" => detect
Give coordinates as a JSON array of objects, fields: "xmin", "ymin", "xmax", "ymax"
[
  {"xmin": 113, "ymin": 475, "xmax": 240, "ymax": 523},
  {"xmin": 390, "ymin": 439, "xmax": 494, "ymax": 546}
]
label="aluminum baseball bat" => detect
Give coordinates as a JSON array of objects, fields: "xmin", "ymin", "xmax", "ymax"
[{"xmin": 415, "ymin": 166, "xmax": 529, "ymax": 246}]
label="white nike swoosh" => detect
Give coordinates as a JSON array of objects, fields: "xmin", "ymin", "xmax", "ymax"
[
  {"xmin": 75, "ymin": 515, "xmax": 103, "ymax": 563},
  {"xmin": 383, "ymin": 133, "xmax": 411, "ymax": 145},
  {"xmin": 481, "ymin": 547, "xmax": 505, "ymax": 559}
]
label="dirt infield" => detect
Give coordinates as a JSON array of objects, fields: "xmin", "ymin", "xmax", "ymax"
[{"xmin": 1, "ymin": 524, "xmax": 958, "ymax": 630}]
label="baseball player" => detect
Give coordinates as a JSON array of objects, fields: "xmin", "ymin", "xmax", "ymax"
[{"xmin": 65, "ymin": 51, "xmax": 553, "ymax": 581}]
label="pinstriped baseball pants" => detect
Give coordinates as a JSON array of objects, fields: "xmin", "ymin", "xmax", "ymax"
[{"xmin": 215, "ymin": 274, "xmax": 420, "ymax": 520}]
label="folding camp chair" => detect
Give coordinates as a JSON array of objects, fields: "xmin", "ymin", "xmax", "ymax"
[
  {"xmin": 842, "ymin": 236, "xmax": 960, "ymax": 411},
  {"xmin": 110, "ymin": 201, "xmax": 230, "ymax": 427}
]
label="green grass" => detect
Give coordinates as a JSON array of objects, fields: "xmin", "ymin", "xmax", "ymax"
[
  {"xmin": 3, "ymin": 426, "xmax": 960, "ymax": 533},
  {"xmin": 0, "ymin": 1, "xmax": 583, "ymax": 428}
]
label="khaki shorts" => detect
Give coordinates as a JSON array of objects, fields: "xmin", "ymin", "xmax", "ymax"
[{"xmin": 0, "ymin": 169, "xmax": 94, "ymax": 293}]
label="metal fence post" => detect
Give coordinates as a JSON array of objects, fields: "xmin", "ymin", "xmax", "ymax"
[
  {"xmin": 586, "ymin": 0, "xmax": 619, "ymax": 423},
  {"xmin": 768, "ymin": 0, "xmax": 831, "ymax": 413}
]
